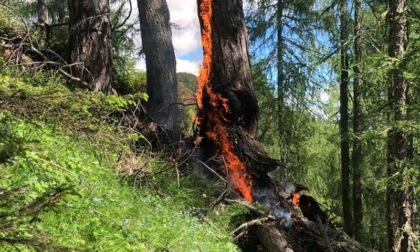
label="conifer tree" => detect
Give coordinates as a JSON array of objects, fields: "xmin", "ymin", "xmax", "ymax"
[
  {"xmin": 386, "ymin": 0, "xmax": 418, "ymax": 250},
  {"xmin": 68, "ymin": 0, "xmax": 113, "ymax": 93},
  {"xmin": 138, "ymin": 0, "xmax": 179, "ymax": 139}
]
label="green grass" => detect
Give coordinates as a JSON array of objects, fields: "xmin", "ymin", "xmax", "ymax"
[{"xmin": 0, "ymin": 70, "xmax": 239, "ymax": 251}]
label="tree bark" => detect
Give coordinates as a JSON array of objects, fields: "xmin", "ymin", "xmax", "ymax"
[
  {"xmin": 195, "ymin": 0, "xmax": 279, "ymax": 202},
  {"xmin": 207, "ymin": 0, "xmax": 259, "ymax": 136},
  {"xmin": 138, "ymin": 0, "xmax": 179, "ymax": 140},
  {"xmin": 68, "ymin": 0, "xmax": 112, "ymax": 93},
  {"xmin": 339, "ymin": 0, "xmax": 353, "ymax": 237},
  {"xmin": 38, "ymin": 0, "xmax": 48, "ymax": 26},
  {"xmin": 256, "ymin": 224, "xmax": 293, "ymax": 252},
  {"xmin": 352, "ymin": 0, "xmax": 363, "ymax": 241},
  {"xmin": 37, "ymin": 0, "xmax": 49, "ymax": 46},
  {"xmin": 277, "ymin": 0, "xmax": 288, "ymax": 183},
  {"xmin": 386, "ymin": 0, "xmax": 418, "ymax": 250}
]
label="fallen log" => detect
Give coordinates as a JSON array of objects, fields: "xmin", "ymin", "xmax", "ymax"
[{"xmin": 222, "ymin": 182, "xmax": 376, "ymax": 251}]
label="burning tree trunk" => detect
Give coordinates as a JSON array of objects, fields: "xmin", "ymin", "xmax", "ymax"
[
  {"xmin": 194, "ymin": 0, "xmax": 375, "ymax": 251},
  {"xmin": 195, "ymin": 0, "xmax": 281, "ymax": 202}
]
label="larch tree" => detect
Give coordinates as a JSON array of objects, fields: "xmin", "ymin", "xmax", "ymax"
[
  {"xmin": 245, "ymin": 0, "xmax": 319, "ymax": 183},
  {"xmin": 137, "ymin": 0, "xmax": 179, "ymax": 140},
  {"xmin": 195, "ymin": 0, "xmax": 263, "ymax": 199},
  {"xmin": 386, "ymin": 0, "xmax": 418, "ymax": 250},
  {"xmin": 352, "ymin": 0, "xmax": 363, "ymax": 240},
  {"xmin": 276, "ymin": 0, "xmax": 287, "ymax": 182},
  {"xmin": 339, "ymin": 0, "xmax": 353, "ymax": 237},
  {"xmin": 68, "ymin": 0, "xmax": 113, "ymax": 93}
]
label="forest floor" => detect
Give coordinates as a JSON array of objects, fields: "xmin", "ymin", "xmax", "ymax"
[{"xmin": 0, "ymin": 67, "xmax": 246, "ymax": 251}]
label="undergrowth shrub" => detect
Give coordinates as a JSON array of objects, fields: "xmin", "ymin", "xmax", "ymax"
[{"xmin": 0, "ymin": 68, "xmax": 240, "ymax": 251}]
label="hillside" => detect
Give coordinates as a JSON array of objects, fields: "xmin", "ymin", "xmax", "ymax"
[{"xmin": 0, "ymin": 68, "xmax": 243, "ymax": 251}]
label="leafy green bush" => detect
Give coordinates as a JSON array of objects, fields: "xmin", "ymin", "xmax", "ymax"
[{"xmin": 113, "ymin": 69, "xmax": 148, "ymax": 96}]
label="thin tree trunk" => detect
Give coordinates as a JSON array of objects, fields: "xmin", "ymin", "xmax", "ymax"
[
  {"xmin": 277, "ymin": 0, "xmax": 287, "ymax": 182},
  {"xmin": 352, "ymin": 0, "xmax": 363, "ymax": 241},
  {"xmin": 386, "ymin": 0, "xmax": 418, "ymax": 250},
  {"xmin": 38, "ymin": 0, "xmax": 48, "ymax": 26},
  {"xmin": 68, "ymin": 0, "xmax": 112, "ymax": 93},
  {"xmin": 340, "ymin": 0, "xmax": 353, "ymax": 237},
  {"xmin": 37, "ymin": 0, "xmax": 49, "ymax": 45},
  {"xmin": 138, "ymin": 0, "xmax": 179, "ymax": 139}
]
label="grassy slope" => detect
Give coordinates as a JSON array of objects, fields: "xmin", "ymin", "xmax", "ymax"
[{"xmin": 0, "ymin": 69, "xmax": 239, "ymax": 251}]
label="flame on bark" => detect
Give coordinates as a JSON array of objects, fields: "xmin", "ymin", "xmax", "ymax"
[
  {"xmin": 195, "ymin": 0, "xmax": 253, "ymax": 202},
  {"xmin": 292, "ymin": 192, "xmax": 300, "ymax": 208}
]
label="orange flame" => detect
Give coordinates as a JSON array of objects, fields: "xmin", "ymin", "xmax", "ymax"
[
  {"xmin": 292, "ymin": 192, "xmax": 300, "ymax": 208},
  {"xmin": 196, "ymin": 0, "xmax": 212, "ymax": 112},
  {"xmin": 196, "ymin": 0, "xmax": 253, "ymax": 202}
]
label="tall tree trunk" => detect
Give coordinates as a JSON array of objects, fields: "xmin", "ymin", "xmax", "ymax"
[
  {"xmin": 339, "ymin": 0, "xmax": 353, "ymax": 237},
  {"xmin": 352, "ymin": 0, "xmax": 363, "ymax": 241},
  {"xmin": 38, "ymin": 0, "xmax": 48, "ymax": 26},
  {"xmin": 386, "ymin": 0, "xmax": 418, "ymax": 250},
  {"xmin": 196, "ymin": 0, "xmax": 269, "ymax": 202},
  {"xmin": 138, "ymin": 0, "xmax": 179, "ymax": 139},
  {"xmin": 277, "ymin": 0, "xmax": 287, "ymax": 182},
  {"xmin": 68, "ymin": 0, "xmax": 112, "ymax": 93},
  {"xmin": 37, "ymin": 0, "xmax": 49, "ymax": 45}
]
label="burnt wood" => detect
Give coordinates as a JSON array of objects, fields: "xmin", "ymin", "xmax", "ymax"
[{"xmin": 298, "ymin": 194, "xmax": 329, "ymax": 225}]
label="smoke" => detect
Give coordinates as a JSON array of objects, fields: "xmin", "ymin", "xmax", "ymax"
[
  {"xmin": 252, "ymin": 186, "xmax": 294, "ymax": 228},
  {"xmin": 273, "ymin": 208, "xmax": 293, "ymax": 228},
  {"xmin": 252, "ymin": 187, "xmax": 278, "ymax": 207}
]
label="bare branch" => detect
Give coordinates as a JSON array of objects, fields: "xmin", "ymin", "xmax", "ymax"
[{"xmin": 112, "ymin": 0, "xmax": 133, "ymax": 31}]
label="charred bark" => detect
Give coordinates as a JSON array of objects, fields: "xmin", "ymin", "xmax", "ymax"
[
  {"xmin": 195, "ymin": 0, "xmax": 278, "ymax": 190},
  {"xmin": 226, "ymin": 181, "xmax": 375, "ymax": 252},
  {"xmin": 208, "ymin": 0, "xmax": 258, "ymax": 136},
  {"xmin": 233, "ymin": 127, "xmax": 283, "ymax": 182}
]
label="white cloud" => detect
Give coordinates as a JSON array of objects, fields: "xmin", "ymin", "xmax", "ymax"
[
  {"xmin": 168, "ymin": 0, "xmax": 201, "ymax": 56},
  {"xmin": 172, "ymin": 28, "xmax": 201, "ymax": 56},
  {"xmin": 135, "ymin": 57, "xmax": 200, "ymax": 76},
  {"xmin": 176, "ymin": 58, "xmax": 200, "ymax": 75},
  {"xmin": 167, "ymin": 0, "xmax": 198, "ymax": 27}
]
